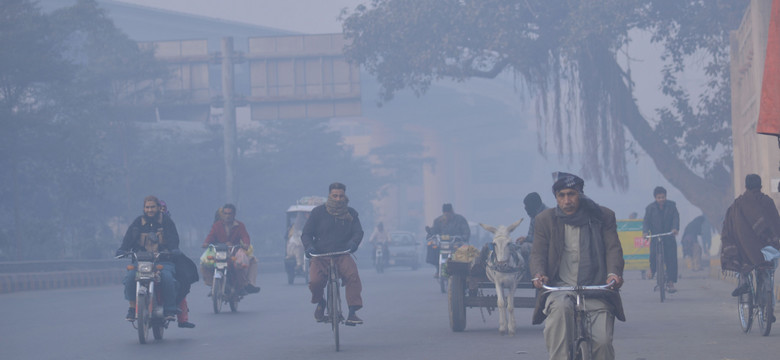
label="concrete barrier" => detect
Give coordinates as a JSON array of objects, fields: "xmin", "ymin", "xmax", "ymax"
[
  {"xmin": 0, "ymin": 256, "xmax": 285, "ymax": 295},
  {"xmin": 0, "ymin": 269, "xmax": 126, "ymax": 294}
]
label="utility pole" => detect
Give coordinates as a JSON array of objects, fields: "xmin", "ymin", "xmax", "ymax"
[{"xmin": 221, "ymin": 37, "xmax": 237, "ymax": 203}]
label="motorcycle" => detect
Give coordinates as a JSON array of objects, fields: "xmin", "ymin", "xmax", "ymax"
[
  {"xmin": 116, "ymin": 250, "xmax": 172, "ymax": 344},
  {"xmin": 433, "ymin": 234, "xmax": 465, "ymax": 293},
  {"xmin": 208, "ymin": 244, "xmax": 243, "ymax": 313},
  {"xmin": 374, "ymin": 243, "xmax": 386, "ymax": 274}
]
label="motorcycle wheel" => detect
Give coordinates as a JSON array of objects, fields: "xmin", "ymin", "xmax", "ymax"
[
  {"xmin": 136, "ymin": 294, "xmax": 149, "ymax": 344},
  {"xmin": 212, "ymin": 277, "xmax": 223, "ymax": 314},
  {"xmin": 440, "ymin": 276, "xmax": 448, "ymax": 293},
  {"xmin": 152, "ymin": 321, "xmax": 164, "ymax": 340},
  {"xmin": 229, "ymin": 292, "xmax": 239, "ymax": 312}
]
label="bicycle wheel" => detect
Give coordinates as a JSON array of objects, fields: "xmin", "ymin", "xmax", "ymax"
[
  {"xmin": 572, "ymin": 310, "xmax": 592, "ymax": 360},
  {"xmin": 573, "ymin": 338, "xmax": 592, "ymax": 360},
  {"xmin": 757, "ymin": 272, "xmax": 773, "ymax": 336},
  {"xmin": 329, "ymin": 277, "xmax": 341, "ymax": 352},
  {"xmin": 738, "ymin": 272, "xmax": 754, "ymax": 333},
  {"xmin": 656, "ymin": 245, "xmax": 666, "ymax": 303}
]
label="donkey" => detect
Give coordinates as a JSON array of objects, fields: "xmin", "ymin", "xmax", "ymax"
[{"xmin": 480, "ymin": 219, "xmax": 525, "ymax": 335}]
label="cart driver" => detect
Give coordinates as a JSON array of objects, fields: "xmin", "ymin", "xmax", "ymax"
[{"xmin": 428, "ymin": 203, "xmax": 470, "ymax": 277}]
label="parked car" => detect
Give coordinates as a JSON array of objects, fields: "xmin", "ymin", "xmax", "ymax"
[{"xmin": 384, "ymin": 231, "xmax": 421, "ymax": 270}]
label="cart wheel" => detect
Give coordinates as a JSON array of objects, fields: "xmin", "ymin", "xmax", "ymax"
[{"xmin": 448, "ymin": 274, "xmax": 467, "ymax": 332}]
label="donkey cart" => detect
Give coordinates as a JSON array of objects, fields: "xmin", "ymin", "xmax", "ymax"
[{"xmin": 446, "ymin": 259, "xmax": 537, "ymax": 332}]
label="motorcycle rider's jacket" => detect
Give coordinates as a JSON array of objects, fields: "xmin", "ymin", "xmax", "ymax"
[
  {"xmin": 431, "ymin": 213, "xmax": 470, "ymax": 242},
  {"xmin": 119, "ymin": 214, "xmax": 180, "ymax": 253}
]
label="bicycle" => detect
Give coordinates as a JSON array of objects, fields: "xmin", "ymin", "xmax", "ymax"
[
  {"xmin": 309, "ymin": 249, "xmax": 351, "ymax": 352},
  {"xmin": 644, "ymin": 231, "xmax": 674, "ymax": 302},
  {"xmin": 737, "ymin": 260, "xmax": 777, "ymax": 336},
  {"xmin": 541, "ymin": 281, "xmax": 618, "ymax": 360}
]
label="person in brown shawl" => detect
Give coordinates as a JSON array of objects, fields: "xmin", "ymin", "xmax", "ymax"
[{"xmin": 721, "ymin": 174, "xmax": 780, "ymax": 321}]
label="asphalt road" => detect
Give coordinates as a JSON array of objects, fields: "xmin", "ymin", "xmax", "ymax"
[{"xmin": 0, "ymin": 260, "xmax": 777, "ymax": 360}]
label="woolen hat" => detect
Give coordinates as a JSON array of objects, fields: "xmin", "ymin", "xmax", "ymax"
[
  {"xmin": 552, "ymin": 172, "xmax": 584, "ymax": 194},
  {"xmin": 746, "ymin": 174, "xmax": 762, "ymax": 190},
  {"xmin": 523, "ymin": 192, "xmax": 542, "ymax": 209}
]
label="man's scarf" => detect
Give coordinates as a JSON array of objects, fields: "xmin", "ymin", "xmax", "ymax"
[
  {"xmin": 554, "ymin": 195, "xmax": 607, "ymax": 285},
  {"xmin": 326, "ymin": 196, "xmax": 353, "ymax": 222}
]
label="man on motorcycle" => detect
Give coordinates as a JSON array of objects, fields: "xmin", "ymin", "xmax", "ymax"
[
  {"xmin": 116, "ymin": 195, "xmax": 180, "ymax": 321},
  {"xmin": 201, "ymin": 204, "xmax": 260, "ymax": 294},
  {"xmin": 429, "ymin": 203, "xmax": 470, "ymax": 277},
  {"xmin": 369, "ymin": 221, "xmax": 389, "ymax": 266},
  {"xmin": 302, "ymin": 182, "xmax": 365, "ymax": 325}
]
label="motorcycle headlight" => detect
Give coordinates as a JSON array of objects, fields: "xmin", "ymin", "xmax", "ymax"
[
  {"xmin": 138, "ymin": 263, "xmax": 153, "ymax": 273},
  {"xmin": 216, "ymin": 252, "xmax": 227, "ymax": 260}
]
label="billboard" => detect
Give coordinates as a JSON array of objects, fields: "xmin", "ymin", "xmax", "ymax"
[
  {"xmin": 617, "ymin": 219, "xmax": 649, "ymax": 271},
  {"xmin": 247, "ymin": 34, "xmax": 361, "ymax": 120}
]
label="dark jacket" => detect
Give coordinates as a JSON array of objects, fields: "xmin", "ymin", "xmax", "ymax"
[
  {"xmin": 642, "ymin": 200, "xmax": 680, "ymax": 240},
  {"xmin": 530, "ymin": 204, "xmax": 625, "ymax": 325},
  {"xmin": 119, "ymin": 214, "xmax": 180, "ymax": 253},
  {"xmin": 431, "ymin": 213, "xmax": 471, "ymax": 242},
  {"xmin": 525, "ymin": 203, "xmax": 548, "ymax": 244},
  {"xmin": 721, "ymin": 189, "xmax": 780, "ymax": 273},
  {"xmin": 301, "ymin": 204, "xmax": 364, "ymax": 254},
  {"xmin": 118, "ymin": 214, "xmax": 197, "ymax": 296}
]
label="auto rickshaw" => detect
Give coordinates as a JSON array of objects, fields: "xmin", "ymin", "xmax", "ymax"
[{"xmin": 284, "ymin": 196, "xmax": 326, "ymax": 284}]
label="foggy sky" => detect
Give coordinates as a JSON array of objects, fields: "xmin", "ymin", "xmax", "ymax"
[{"xmin": 116, "ymin": 0, "xmax": 364, "ymax": 34}]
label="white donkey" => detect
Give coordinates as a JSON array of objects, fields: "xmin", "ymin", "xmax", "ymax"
[{"xmin": 481, "ymin": 219, "xmax": 525, "ymax": 335}]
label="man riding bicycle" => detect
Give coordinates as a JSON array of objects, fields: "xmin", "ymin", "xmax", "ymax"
[
  {"xmin": 721, "ymin": 174, "xmax": 780, "ymax": 324},
  {"xmin": 530, "ymin": 172, "xmax": 625, "ymax": 360},
  {"xmin": 642, "ymin": 186, "xmax": 680, "ymax": 293},
  {"xmin": 302, "ymin": 182, "xmax": 365, "ymax": 326}
]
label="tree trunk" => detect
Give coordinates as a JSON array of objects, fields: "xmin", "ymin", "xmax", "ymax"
[{"xmin": 604, "ymin": 55, "xmax": 732, "ymax": 231}]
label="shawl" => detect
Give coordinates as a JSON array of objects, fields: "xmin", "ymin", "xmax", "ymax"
[
  {"xmin": 554, "ymin": 195, "xmax": 606, "ymax": 286},
  {"xmin": 326, "ymin": 195, "xmax": 353, "ymax": 222}
]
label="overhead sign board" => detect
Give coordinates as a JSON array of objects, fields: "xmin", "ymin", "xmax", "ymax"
[{"xmin": 247, "ymin": 34, "xmax": 361, "ymax": 120}]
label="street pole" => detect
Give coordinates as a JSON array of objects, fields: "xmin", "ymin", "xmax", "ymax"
[{"xmin": 221, "ymin": 37, "xmax": 236, "ymax": 203}]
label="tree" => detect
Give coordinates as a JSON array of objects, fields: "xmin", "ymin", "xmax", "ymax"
[
  {"xmin": 340, "ymin": 0, "xmax": 745, "ymax": 227},
  {"xmin": 0, "ymin": 0, "xmax": 167, "ymax": 259}
]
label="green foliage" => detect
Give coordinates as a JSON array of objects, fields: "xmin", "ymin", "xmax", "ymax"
[
  {"xmin": 0, "ymin": 0, "xmax": 167, "ymax": 260},
  {"xmin": 342, "ymin": 0, "xmax": 746, "ymax": 190}
]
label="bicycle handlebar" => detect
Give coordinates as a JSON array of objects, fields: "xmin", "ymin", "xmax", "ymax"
[
  {"xmin": 309, "ymin": 249, "xmax": 352, "ymax": 258},
  {"xmin": 542, "ymin": 280, "xmax": 618, "ymax": 292},
  {"xmin": 643, "ymin": 232, "xmax": 674, "ymax": 239}
]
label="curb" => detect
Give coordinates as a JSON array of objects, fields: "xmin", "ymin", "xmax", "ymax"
[{"xmin": 0, "ymin": 269, "xmax": 126, "ymax": 294}]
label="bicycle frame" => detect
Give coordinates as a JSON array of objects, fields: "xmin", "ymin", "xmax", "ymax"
[
  {"xmin": 309, "ymin": 250, "xmax": 351, "ymax": 351},
  {"xmin": 645, "ymin": 232, "xmax": 673, "ymax": 302},
  {"xmin": 738, "ymin": 261, "xmax": 777, "ymax": 336},
  {"xmin": 542, "ymin": 282, "xmax": 617, "ymax": 360}
]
